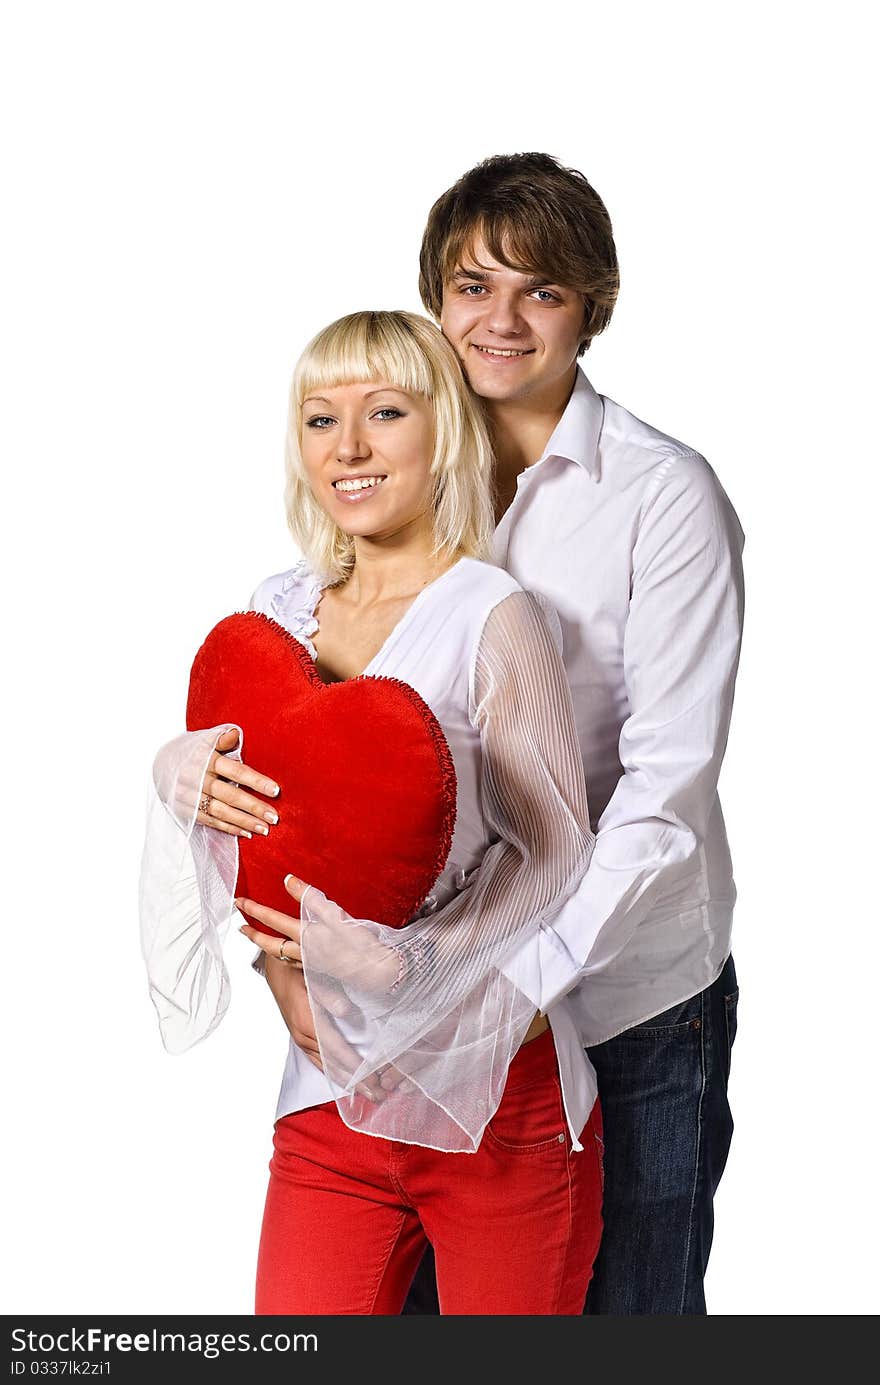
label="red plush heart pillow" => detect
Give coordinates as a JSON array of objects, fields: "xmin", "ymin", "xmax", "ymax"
[{"xmin": 186, "ymin": 612, "xmax": 457, "ymax": 937}]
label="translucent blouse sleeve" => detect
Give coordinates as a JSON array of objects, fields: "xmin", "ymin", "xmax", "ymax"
[
  {"xmin": 138, "ymin": 575, "xmax": 314, "ymax": 1048},
  {"xmin": 139, "ymin": 723, "xmax": 242, "ymax": 1052},
  {"xmin": 299, "ymin": 590, "xmax": 595, "ymax": 1152},
  {"xmin": 138, "ymin": 589, "xmax": 273, "ymax": 1051}
]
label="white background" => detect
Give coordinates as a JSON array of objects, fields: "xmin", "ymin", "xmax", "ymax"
[{"xmin": 2, "ymin": 0, "xmax": 876, "ymax": 1316}]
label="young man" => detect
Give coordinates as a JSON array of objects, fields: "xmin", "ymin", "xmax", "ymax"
[
  {"xmin": 402, "ymin": 153, "xmax": 744, "ymax": 1316},
  {"xmin": 265, "ymin": 153, "xmax": 743, "ymax": 1315}
]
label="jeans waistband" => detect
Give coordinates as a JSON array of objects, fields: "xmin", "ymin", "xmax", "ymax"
[{"xmin": 504, "ymin": 1027, "xmax": 557, "ymax": 1092}]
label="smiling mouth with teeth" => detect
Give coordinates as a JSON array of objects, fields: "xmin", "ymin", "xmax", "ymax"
[
  {"xmin": 333, "ymin": 475, "xmax": 387, "ymax": 492},
  {"xmin": 472, "ymin": 345, "xmax": 535, "ymax": 358}
]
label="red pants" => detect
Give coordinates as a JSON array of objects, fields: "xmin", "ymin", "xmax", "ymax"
[{"xmin": 255, "ymin": 1030, "xmax": 603, "ymax": 1315}]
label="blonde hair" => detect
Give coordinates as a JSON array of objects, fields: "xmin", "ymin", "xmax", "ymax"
[{"xmin": 284, "ymin": 311, "xmax": 495, "ymax": 583}]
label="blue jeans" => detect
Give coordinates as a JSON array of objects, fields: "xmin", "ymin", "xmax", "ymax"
[
  {"xmin": 584, "ymin": 952, "xmax": 738, "ymax": 1314},
  {"xmin": 401, "ymin": 954, "xmax": 738, "ymax": 1316}
]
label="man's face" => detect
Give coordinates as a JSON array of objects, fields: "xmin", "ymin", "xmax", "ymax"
[{"xmin": 440, "ymin": 234, "xmax": 587, "ymax": 406}]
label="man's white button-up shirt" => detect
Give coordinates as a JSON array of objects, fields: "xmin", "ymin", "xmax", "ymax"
[{"xmin": 499, "ymin": 369, "xmax": 745, "ymax": 1045}]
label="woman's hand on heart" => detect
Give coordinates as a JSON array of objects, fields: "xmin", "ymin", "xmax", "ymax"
[
  {"xmin": 284, "ymin": 875, "xmax": 401, "ymax": 994},
  {"xmin": 237, "ymin": 892, "xmax": 303, "ymax": 965},
  {"xmin": 196, "ymin": 727, "xmax": 282, "ymax": 838},
  {"xmin": 248, "ymin": 898, "xmax": 397, "ymax": 1103},
  {"xmin": 237, "ymin": 876, "xmax": 400, "ymax": 994}
]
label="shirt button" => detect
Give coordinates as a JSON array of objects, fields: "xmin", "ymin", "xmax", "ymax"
[{"xmin": 557, "ymin": 1133, "xmax": 565, "ymax": 1144}]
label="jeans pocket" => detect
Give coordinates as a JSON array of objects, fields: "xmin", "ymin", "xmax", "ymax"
[
  {"xmin": 484, "ymin": 1074, "xmax": 568, "ymax": 1155},
  {"xmin": 619, "ymin": 992, "xmax": 702, "ymax": 1039},
  {"xmin": 723, "ymin": 987, "xmax": 739, "ymax": 1081},
  {"xmin": 593, "ymin": 1127, "xmax": 605, "ymax": 1192}
]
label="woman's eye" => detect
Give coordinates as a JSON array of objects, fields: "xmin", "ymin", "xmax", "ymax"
[
  {"xmin": 372, "ymin": 408, "xmax": 403, "ymax": 421},
  {"xmin": 305, "ymin": 415, "xmax": 335, "ymax": 429}
]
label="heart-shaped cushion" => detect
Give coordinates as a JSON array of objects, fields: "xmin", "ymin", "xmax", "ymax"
[{"xmin": 186, "ymin": 611, "xmax": 457, "ymax": 937}]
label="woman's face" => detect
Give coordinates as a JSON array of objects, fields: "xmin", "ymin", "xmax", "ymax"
[{"xmin": 300, "ymin": 380, "xmax": 436, "ymax": 545}]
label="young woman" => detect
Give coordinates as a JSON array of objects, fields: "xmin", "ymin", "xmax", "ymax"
[{"xmin": 140, "ymin": 311, "xmax": 603, "ymax": 1315}]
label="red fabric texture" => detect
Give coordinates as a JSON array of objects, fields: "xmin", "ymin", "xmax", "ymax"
[
  {"xmin": 255, "ymin": 1030, "xmax": 604, "ymax": 1315},
  {"xmin": 186, "ymin": 612, "xmax": 457, "ymax": 937}
]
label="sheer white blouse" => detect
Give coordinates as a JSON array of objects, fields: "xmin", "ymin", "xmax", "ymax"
[{"xmin": 140, "ymin": 557, "xmax": 599, "ymax": 1154}]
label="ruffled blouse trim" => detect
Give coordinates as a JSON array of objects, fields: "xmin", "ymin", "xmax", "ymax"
[{"xmin": 268, "ymin": 558, "xmax": 326, "ymax": 660}]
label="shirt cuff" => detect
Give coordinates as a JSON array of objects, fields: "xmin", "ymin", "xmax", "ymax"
[{"xmin": 500, "ymin": 922, "xmax": 583, "ymax": 1012}]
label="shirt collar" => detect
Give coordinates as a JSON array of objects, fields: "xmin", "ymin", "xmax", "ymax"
[{"xmin": 537, "ymin": 367, "xmax": 603, "ymax": 482}]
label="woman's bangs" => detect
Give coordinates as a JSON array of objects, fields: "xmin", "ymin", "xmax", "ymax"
[{"xmin": 295, "ymin": 314, "xmax": 434, "ymax": 409}]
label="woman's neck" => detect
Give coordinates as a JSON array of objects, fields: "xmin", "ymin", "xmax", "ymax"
[{"xmin": 341, "ymin": 534, "xmax": 459, "ymax": 607}]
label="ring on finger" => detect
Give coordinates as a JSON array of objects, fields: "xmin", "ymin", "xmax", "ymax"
[
  {"xmin": 278, "ymin": 940, "xmax": 295, "ymax": 965},
  {"xmin": 199, "ymin": 794, "xmax": 211, "ymax": 815}
]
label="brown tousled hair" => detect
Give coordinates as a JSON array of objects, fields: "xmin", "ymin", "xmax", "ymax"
[{"xmin": 419, "ymin": 153, "xmax": 619, "ymax": 356}]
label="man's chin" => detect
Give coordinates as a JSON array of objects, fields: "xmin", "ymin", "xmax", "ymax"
[
  {"xmin": 468, "ymin": 375, "xmax": 535, "ymax": 404},
  {"xmin": 460, "ymin": 362, "xmax": 536, "ymax": 403}
]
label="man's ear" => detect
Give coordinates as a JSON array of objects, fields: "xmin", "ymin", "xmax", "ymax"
[{"xmin": 578, "ymin": 299, "xmax": 592, "ymax": 355}]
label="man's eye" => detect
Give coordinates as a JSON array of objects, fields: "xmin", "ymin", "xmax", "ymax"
[
  {"xmin": 531, "ymin": 289, "xmax": 559, "ymax": 303},
  {"xmin": 305, "ymin": 415, "xmax": 335, "ymax": 429},
  {"xmin": 461, "ymin": 284, "xmax": 486, "ymax": 296}
]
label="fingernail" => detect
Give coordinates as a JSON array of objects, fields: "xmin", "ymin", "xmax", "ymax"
[
  {"xmin": 239, "ymin": 830, "xmax": 253, "ymax": 839},
  {"xmin": 284, "ymin": 873, "xmax": 296, "ymax": 887},
  {"xmin": 256, "ymin": 824, "xmax": 269, "ymax": 836},
  {"xmin": 267, "ymin": 783, "xmax": 280, "ymax": 797},
  {"xmin": 264, "ymin": 810, "xmax": 279, "ymax": 824}
]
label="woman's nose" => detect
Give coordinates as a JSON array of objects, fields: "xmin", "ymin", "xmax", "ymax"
[{"xmin": 336, "ymin": 423, "xmax": 370, "ymax": 463}]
